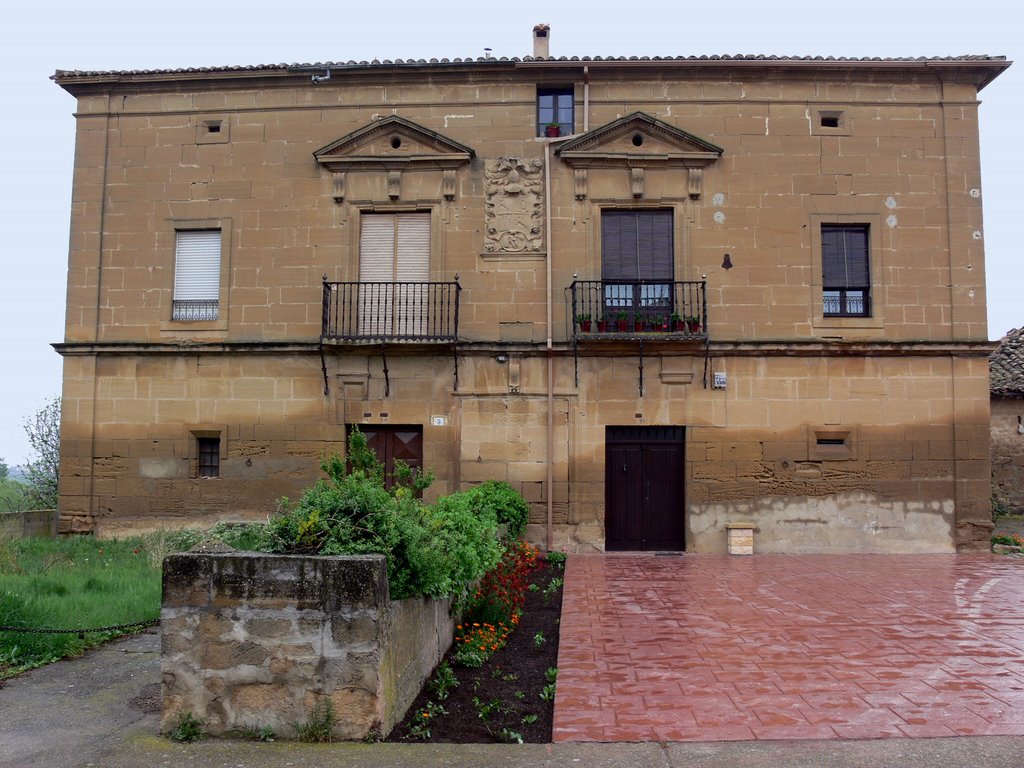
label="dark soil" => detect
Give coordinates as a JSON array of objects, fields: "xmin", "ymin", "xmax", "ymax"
[{"xmin": 386, "ymin": 561, "xmax": 563, "ymax": 743}]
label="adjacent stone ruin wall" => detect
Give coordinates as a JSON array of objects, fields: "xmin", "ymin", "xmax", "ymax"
[
  {"xmin": 0, "ymin": 509, "xmax": 57, "ymax": 539},
  {"xmin": 161, "ymin": 552, "xmax": 455, "ymax": 740},
  {"xmin": 992, "ymin": 396, "xmax": 1024, "ymax": 513}
]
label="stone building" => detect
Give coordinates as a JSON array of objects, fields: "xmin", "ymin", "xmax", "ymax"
[
  {"xmin": 990, "ymin": 328, "xmax": 1024, "ymax": 513},
  {"xmin": 52, "ymin": 26, "xmax": 1008, "ymax": 552}
]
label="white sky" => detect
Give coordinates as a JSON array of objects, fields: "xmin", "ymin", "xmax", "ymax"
[{"xmin": 1, "ymin": 0, "xmax": 1020, "ymax": 466}]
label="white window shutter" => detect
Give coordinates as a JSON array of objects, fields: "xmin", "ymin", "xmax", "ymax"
[
  {"xmin": 173, "ymin": 230, "xmax": 221, "ymax": 320},
  {"xmin": 358, "ymin": 214, "xmax": 430, "ymax": 336}
]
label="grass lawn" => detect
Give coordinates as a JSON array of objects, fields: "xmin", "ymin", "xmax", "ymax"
[{"xmin": 0, "ymin": 535, "xmax": 167, "ymax": 679}]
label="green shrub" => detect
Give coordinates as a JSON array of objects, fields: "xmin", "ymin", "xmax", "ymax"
[
  {"xmin": 464, "ymin": 481, "xmax": 530, "ymax": 539},
  {"xmin": 260, "ymin": 427, "xmax": 498, "ymax": 600}
]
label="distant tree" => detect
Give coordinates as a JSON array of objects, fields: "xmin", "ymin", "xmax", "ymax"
[
  {"xmin": 0, "ymin": 458, "xmax": 8, "ymax": 480},
  {"xmin": 23, "ymin": 397, "xmax": 61, "ymax": 509}
]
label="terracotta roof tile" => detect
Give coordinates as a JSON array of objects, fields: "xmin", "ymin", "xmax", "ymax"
[
  {"xmin": 991, "ymin": 327, "xmax": 1024, "ymax": 396},
  {"xmin": 52, "ymin": 54, "xmax": 1009, "ymax": 80}
]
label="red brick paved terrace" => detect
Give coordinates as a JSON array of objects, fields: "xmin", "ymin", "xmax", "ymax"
[{"xmin": 554, "ymin": 554, "xmax": 1024, "ymax": 742}]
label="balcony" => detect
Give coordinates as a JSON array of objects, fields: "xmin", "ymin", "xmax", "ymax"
[
  {"xmin": 321, "ymin": 279, "xmax": 461, "ymax": 343},
  {"xmin": 567, "ymin": 279, "xmax": 707, "ymax": 340}
]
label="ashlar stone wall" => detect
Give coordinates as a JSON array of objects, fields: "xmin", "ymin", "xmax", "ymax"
[{"xmin": 161, "ymin": 552, "xmax": 455, "ymax": 740}]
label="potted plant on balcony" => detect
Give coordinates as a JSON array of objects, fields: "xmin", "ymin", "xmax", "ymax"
[
  {"xmin": 544, "ymin": 122, "xmax": 561, "ymax": 138},
  {"xmin": 596, "ymin": 315, "xmax": 608, "ymax": 332},
  {"xmin": 634, "ymin": 313, "xmax": 644, "ymax": 333},
  {"xmin": 670, "ymin": 312, "xmax": 684, "ymax": 332},
  {"xmin": 576, "ymin": 313, "xmax": 592, "ymax": 332},
  {"xmin": 685, "ymin": 315, "xmax": 701, "ymax": 334},
  {"xmin": 616, "ymin": 311, "xmax": 629, "ymax": 332},
  {"xmin": 658, "ymin": 315, "xmax": 671, "ymax": 332}
]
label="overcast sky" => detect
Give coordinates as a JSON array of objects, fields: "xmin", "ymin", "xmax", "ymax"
[{"xmin": 1, "ymin": 0, "xmax": 1020, "ymax": 466}]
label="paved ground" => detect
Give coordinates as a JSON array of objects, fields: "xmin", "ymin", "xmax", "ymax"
[
  {"xmin": 555, "ymin": 553, "xmax": 1024, "ymax": 742},
  {"xmin": 3, "ymin": 551, "xmax": 1024, "ymax": 767}
]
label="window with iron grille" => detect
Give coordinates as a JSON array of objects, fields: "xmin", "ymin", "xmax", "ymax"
[
  {"xmin": 197, "ymin": 437, "xmax": 220, "ymax": 478},
  {"xmin": 821, "ymin": 224, "xmax": 870, "ymax": 317},
  {"xmin": 172, "ymin": 229, "xmax": 221, "ymax": 321},
  {"xmin": 537, "ymin": 87, "xmax": 573, "ymax": 137}
]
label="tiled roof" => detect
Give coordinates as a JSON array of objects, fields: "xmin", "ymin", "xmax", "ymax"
[
  {"xmin": 52, "ymin": 54, "xmax": 1009, "ymax": 80},
  {"xmin": 991, "ymin": 328, "xmax": 1024, "ymax": 396}
]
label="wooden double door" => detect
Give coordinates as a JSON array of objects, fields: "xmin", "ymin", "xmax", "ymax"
[
  {"xmin": 348, "ymin": 425, "xmax": 423, "ymax": 489},
  {"xmin": 605, "ymin": 426, "xmax": 686, "ymax": 551}
]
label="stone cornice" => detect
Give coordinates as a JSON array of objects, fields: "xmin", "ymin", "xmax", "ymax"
[{"xmin": 53, "ymin": 338, "xmax": 996, "ymax": 358}]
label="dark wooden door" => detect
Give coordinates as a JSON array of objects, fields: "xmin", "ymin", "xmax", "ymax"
[
  {"xmin": 605, "ymin": 426, "xmax": 685, "ymax": 551},
  {"xmin": 349, "ymin": 425, "xmax": 423, "ymax": 489}
]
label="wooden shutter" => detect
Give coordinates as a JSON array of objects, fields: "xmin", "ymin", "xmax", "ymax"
[
  {"xmin": 822, "ymin": 225, "xmax": 869, "ymax": 287},
  {"xmin": 358, "ymin": 213, "xmax": 430, "ymax": 336},
  {"xmin": 173, "ymin": 230, "xmax": 221, "ymax": 320},
  {"xmin": 601, "ymin": 211, "xmax": 673, "ymax": 280}
]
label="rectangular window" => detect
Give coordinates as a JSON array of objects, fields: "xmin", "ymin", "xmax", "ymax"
[
  {"xmin": 601, "ymin": 210, "xmax": 673, "ymax": 323},
  {"xmin": 358, "ymin": 213, "xmax": 430, "ymax": 337},
  {"xmin": 172, "ymin": 230, "xmax": 221, "ymax": 321},
  {"xmin": 537, "ymin": 87, "xmax": 573, "ymax": 137},
  {"xmin": 822, "ymin": 224, "xmax": 870, "ymax": 317},
  {"xmin": 197, "ymin": 436, "xmax": 220, "ymax": 478}
]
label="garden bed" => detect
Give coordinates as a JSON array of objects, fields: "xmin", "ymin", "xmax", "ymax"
[{"xmin": 386, "ymin": 558, "xmax": 563, "ymax": 743}]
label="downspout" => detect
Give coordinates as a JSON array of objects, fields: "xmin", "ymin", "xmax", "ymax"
[
  {"xmin": 544, "ymin": 140, "xmax": 554, "ymax": 552},
  {"xmin": 87, "ymin": 103, "xmax": 113, "ymax": 533},
  {"xmin": 583, "ymin": 65, "xmax": 590, "ymax": 132}
]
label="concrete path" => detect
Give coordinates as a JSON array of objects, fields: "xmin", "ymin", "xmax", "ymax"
[{"xmin": 556, "ymin": 553, "xmax": 1024, "ymax": 742}]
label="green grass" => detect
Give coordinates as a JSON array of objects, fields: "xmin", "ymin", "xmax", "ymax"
[{"xmin": 0, "ymin": 535, "xmax": 166, "ymax": 678}]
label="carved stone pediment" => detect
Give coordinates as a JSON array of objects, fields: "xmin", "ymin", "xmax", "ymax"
[
  {"xmin": 314, "ymin": 115, "xmax": 475, "ymax": 171},
  {"xmin": 556, "ymin": 112, "xmax": 722, "ymax": 168},
  {"xmin": 556, "ymin": 112, "xmax": 722, "ymax": 200}
]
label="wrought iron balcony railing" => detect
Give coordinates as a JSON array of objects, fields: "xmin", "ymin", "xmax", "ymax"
[
  {"xmin": 321, "ymin": 279, "xmax": 461, "ymax": 342},
  {"xmin": 567, "ymin": 279, "xmax": 707, "ymax": 339}
]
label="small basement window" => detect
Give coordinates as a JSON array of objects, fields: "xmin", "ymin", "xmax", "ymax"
[
  {"xmin": 197, "ymin": 436, "xmax": 221, "ymax": 478},
  {"xmin": 809, "ymin": 428, "xmax": 855, "ymax": 460}
]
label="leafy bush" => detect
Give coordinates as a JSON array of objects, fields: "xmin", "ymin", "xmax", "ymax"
[
  {"xmin": 464, "ymin": 481, "xmax": 530, "ymax": 539},
  {"xmin": 260, "ymin": 427, "xmax": 499, "ymax": 600}
]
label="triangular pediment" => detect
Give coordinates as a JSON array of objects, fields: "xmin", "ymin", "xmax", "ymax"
[
  {"xmin": 314, "ymin": 115, "xmax": 475, "ymax": 172},
  {"xmin": 556, "ymin": 112, "xmax": 722, "ymax": 168}
]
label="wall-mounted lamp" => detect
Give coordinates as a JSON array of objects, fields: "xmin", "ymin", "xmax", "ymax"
[{"xmin": 496, "ymin": 354, "xmax": 509, "ymax": 364}]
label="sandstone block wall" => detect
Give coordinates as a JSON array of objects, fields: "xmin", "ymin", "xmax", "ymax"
[
  {"xmin": 161, "ymin": 552, "xmax": 455, "ymax": 740},
  {"xmin": 54, "ymin": 58, "xmax": 999, "ymax": 551},
  {"xmin": 992, "ymin": 397, "xmax": 1024, "ymax": 513}
]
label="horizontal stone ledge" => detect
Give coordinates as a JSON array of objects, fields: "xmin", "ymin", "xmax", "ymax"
[{"xmin": 53, "ymin": 338, "xmax": 995, "ymax": 359}]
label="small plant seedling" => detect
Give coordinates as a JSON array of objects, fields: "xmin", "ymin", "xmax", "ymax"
[
  {"xmin": 472, "ymin": 696, "xmax": 506, "ymax": 736},
  {"xmin": 521, "ymin": 713, "xmax": 539, "ymax": 725},
  {"xmin": 407, "ymin": 701, "xmax": 447, "ymax": 740},
  {"xmin": 513, "ymin": 690, "xmax": 525, "ymax": 700},
  {"xmin": 292, "ymin": 699, "xmax": 336, "ymax": 743},
  {"xmin": 545, "ymin": 666, "xmax": 558, "ymax": 683},
  {"xmin": 527, "ymin": 583, "xmax": 540, "ymax": 592},
  {"xmin": 540, "ymin": 683, "xmax": 556, "ymax": 702},
  {"xmin": 168, "ymin": 712, "xmax": 204, "ymax": 743},
  {"xmin": 545, "ymin": 550, "xmax": 567, "ymax": 570},
  {"xmin": 542, "ymin": 576, "xmax": 564, "ymax": 604},
  {"xmin": 499, "ymin": 727, "xmax": 524, "ymax": 743},
  {"xmin": 429, "ymin": 662, "xmax": 459, "ymax": 700},
  {"xmin": 533, "ymin": 631, "xmax": 546, "ymax": 648}
]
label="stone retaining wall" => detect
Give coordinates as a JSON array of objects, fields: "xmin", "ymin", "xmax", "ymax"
[
  {"xmin": 160, "ymin": 552, "xmax": 455, "ymax": 740},
  {"xmin": 0, "ymin": 509, "xmax": 57, "ymax": 539}
]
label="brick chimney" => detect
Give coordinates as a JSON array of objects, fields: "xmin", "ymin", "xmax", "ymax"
[{"xmin": 533, "ymin": 24, "xmax": 550, "ymax": 59}]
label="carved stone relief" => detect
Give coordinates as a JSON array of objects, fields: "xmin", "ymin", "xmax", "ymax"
[{"xmin": 484, "ymin": 157, "xmax": 544, "ymax": 253}]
